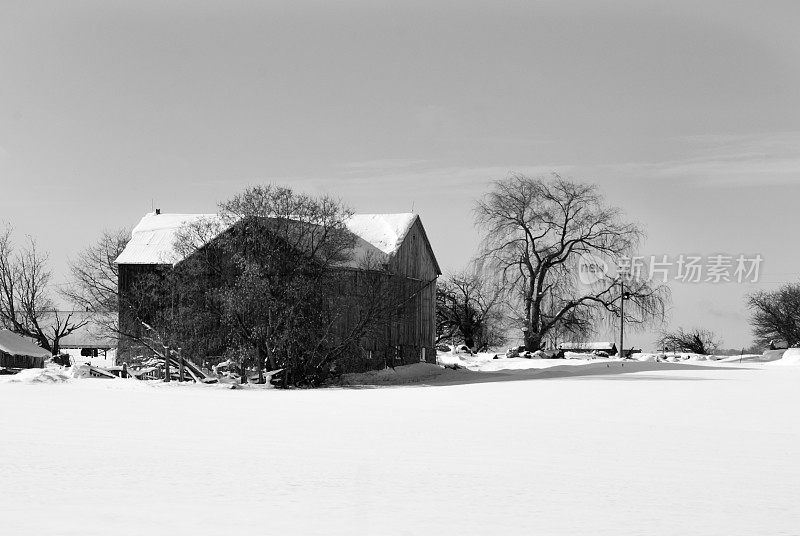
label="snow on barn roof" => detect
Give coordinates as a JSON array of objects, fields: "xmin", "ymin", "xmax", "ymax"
[
  {"xmin": 0, "ymin": 329, "xmax": 51, "ymax": 358},
  {"xmin": 114, "ymin": 211, "xmax": 420, "ymax": 267},
  {"xmin": 345, "ymin": 213, "xmax": 416, "ymax": 255},
  {"xmin": 558, "ymin": 342, "xmax": 617, "ymax": 351},
  {"xmin": 114, "ymin": 213, "xmax": 221, "ymax": 265}
]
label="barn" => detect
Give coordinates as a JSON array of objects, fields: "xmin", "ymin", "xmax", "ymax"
[{"xmin": 115, "ymin": 211, "xmax": 440, "ymax": 371}]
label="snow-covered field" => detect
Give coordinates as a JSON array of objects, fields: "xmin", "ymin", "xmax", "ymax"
[{"xmin": 2, "ymin": 355, "xmax": 800, "ymax": 535}]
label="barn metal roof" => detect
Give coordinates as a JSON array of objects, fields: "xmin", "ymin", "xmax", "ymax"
[{"xmin": 114, "ymin": 211, "xmax": 421, "ymax": 268}]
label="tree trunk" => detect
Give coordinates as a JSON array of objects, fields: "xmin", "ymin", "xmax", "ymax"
[
  {"xmin": 524, "ymin": 299, "xmax": 545, "ymax": 351},
  {"xmin": 257, "ymin": 346, "xmax": 265, "ymax": 384},
  {"xmin": 164, "ymin": 347, "xmax": 171, "ymax": 382},
  {"xmin": 265, "ymin": 344, "xmax": 277, "ymax": 370},
  {"xmin": 524, "ymin": 330, "xmax": 543, "ymax": 351},
  {"xmin": 463, "ymin": 334, "xmax": 476, "ymax": 351}
]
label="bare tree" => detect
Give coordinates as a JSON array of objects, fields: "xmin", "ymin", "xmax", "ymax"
[
  {"xmin": 63, "ymin": 228, "xmax": 130, "ymax": 316},
  {"xmin": 0, "ymin": 224, "xmax": 87, "ymax": 354},
  {"xmin": 657, "ymin": 327, "xmax": 721, "ymax": 355},
  {"xmin": 747, "ymin": 283, "xmax": 800, "ymax": 346},
  {"xmin": 436, "ymin": 270, "xmax": 506, "ymax": 351},
  {"xmin": 475, "ymin": 174, "xmax": 669, "ymax": 350}
]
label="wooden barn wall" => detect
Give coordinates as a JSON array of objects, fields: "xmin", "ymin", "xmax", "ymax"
[
  {"xmin": 0, "ymin": 351, "xmax": 44, "ymax": 369},
  {"xmin": 382, "ymin": 218, "xmax": 438, "ymax": 369}
]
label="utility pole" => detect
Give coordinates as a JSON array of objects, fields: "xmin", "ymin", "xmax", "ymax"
[{"xmin": 620, "ymin": 280, "xmax": 631, "ymax": 358}]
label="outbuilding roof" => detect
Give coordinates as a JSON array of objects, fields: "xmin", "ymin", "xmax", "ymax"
[
  {"xmin": 114, "ymin": 211, "xmax": 423, "ymax": 269},
  {"xmin": 0, "ymin": 330, "xmax": 51, "ymax": 358}
]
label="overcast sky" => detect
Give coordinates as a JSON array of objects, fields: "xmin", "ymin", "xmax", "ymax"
[{"xmin": 2, "ymin": 0, "xmax": 800, "ymax": 349}]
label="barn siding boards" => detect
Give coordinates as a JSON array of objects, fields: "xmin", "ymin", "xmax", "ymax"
[
  {"xmin": 385, "ymin": 218, "xmax": 439, "ymax": 367},
  {"xmin": 0, "ymin": 351, "xmax": 45, "ymax": 369}
]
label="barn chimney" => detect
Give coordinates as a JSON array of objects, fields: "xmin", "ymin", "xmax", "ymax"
[{"xmin": 155, "ymin": 208, "xmax": 161, "ymax": 215}]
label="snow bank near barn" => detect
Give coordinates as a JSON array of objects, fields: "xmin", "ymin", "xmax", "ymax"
[{"xmin": 0, "ymin": 367, "xmax": 72, "ymax": 384}]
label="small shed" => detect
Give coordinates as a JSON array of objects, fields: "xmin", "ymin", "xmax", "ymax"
[
  {"xmin": 0, "ymin": 330, "xmax": 50, "ymax": 369},
  {"xmin": 558, "ymin": 341, "xmax": 618, "ymax": 356}
]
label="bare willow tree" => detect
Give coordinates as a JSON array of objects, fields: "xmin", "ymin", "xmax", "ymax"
[
  {"xmin": 0, "ymin": 224, "xmax": 87, "ymax": 354},
  {"xmin": 747, "ymin": 283, "xmax": 800, "ymax": 346},
  {"xmin": 436, "ymin": 270, "xmax": 506, "ymax": 351},
  {"xmin": 657, "ymin": 327, "xmax": 721, "ymax": 355},
  {"xmin": 475, "ymin": 174, "xmax": 669, "ymax": 351}
]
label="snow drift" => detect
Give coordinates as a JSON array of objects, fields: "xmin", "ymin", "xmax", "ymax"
[
  {"xmin": 769, "ymin": 348, "xmax": 800, "ymax": 366},
  {"xmin": 0, "ymin": 367, "xmax": 72, "ymax": 384}
]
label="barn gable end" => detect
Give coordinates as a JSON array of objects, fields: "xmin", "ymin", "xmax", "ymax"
[{"xmin": 384, "ymin": 216, "xmax": 440, "ymax": 366}]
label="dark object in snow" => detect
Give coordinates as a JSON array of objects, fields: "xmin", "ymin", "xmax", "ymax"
[
  {"xmin": 52, "ymin": 353, "xmax": 72, "ymax": 367},
  {"xmin": 492, "ymin": 354, "xmax": 499, "ymax": 360},
  {"xmin": 769, "ymin": 339, "xmax": 789, "ymax": 350}
]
